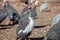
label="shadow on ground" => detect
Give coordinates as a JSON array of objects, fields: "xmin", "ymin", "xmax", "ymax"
[
  {"xmin": 0, "ymin": 22, "xmax": 18, "ymax": 30},
  {"xmin": 17, "ymin": 36, "xmax": 45, "ymax": 40},
  {"xmin": 34, "ymin": 24, "xmax": 50, "ymax": 28},
  {"xmin": 0, "ymin": 23, "xmax": 50, "ymax": 30},
  {"xmin": 26, "ymin": 36, "xmax": 45, "ymax": 40}
]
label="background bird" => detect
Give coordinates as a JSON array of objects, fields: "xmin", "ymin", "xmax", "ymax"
[
  {"xmin": 46, "ymin": 13, "xmax": 60, "ymax": 40},
  {"xmin": 4, "ymin": 0, "xmax": 20, "ymax": 24},
  {"xmin": 46, "ymin": 20, "xmax": 60, "ymax": 40},
  {"xmin": 40, "ymin": 0, "xmax": 48, "ymax": 12},
  {"xmin": 16, "ymin": 10, "xmax": 35, "ymax": 40}
]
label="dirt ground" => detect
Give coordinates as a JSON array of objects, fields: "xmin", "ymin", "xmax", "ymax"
[{"xmin": 0, "ymin": 0, "xmax": 60, "ymax": 40}]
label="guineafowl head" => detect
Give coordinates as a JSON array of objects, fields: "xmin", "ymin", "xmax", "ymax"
[{"xmin": 3, "ymin": 0, "xmax": 8, "ymax": 7}]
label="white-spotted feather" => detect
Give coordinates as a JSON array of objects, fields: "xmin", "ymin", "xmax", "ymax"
[{"xmin": 23, "ymin": 17, "xmax": 34, "ymax": 33}]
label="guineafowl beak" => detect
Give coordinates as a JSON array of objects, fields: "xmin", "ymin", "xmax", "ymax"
[{"xmin": 3, "ymin": 0, "xmax": 8, "ymax": 7}]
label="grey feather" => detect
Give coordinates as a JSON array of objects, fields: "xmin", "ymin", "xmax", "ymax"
[
  {"xmin": 17, "ymin": 11, "xmax": 30, "ymax": 38},
  {"xmin": 6, "ymin": 2, "xmax": 20, "ymax": 22},
  {"xmin": 0, "ymin": 8, "xmax": 7, "ymax": 23},
  {"xmin": 46, "ymin": 20, "xmax": 60, "ymax": 40},
  {"xmin": 31, "ymin": 5, "xmax": 37, "ymax": 19}
]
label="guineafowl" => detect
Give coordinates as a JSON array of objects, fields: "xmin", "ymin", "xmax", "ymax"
[
  {"xmin": 46, "ymin": 20, "xmax": 60, "ymax": 40},
  {"xmin": 16, "ymin": 10, "xmax": 34, "ymax": 40},
  {"xmin": 4, "ymin": 0, "xmax": 20, "ymax": 24},
  {"xmin": 40, "ymin": 0, "xmax": 48, "ymax": 12},
  {"xmin": 46, "ymin": 14, "xmax": 60, "ymax": 40}
]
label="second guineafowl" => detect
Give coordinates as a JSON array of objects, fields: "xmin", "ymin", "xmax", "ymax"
[{"xmin": 4, "ymin": 0, "xmax": 20, "ymax": 24}]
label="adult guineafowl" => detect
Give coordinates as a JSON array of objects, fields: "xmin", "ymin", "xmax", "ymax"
[
  {"xmin": 46, "ymin": 14, "xmax": 60, "ymax": 40},
  {"xmin": 40, "ymin": 0, "xmax": 48, "ymax": 12},
  {"xmin": 16, "ymin": 10, "xmax": 35, "ymax": 40},
  {"xmin": 4, "ymin": 0, "xmax": 20, "ymax": 24}
]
